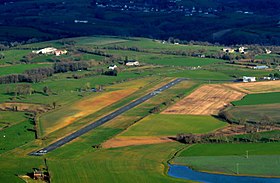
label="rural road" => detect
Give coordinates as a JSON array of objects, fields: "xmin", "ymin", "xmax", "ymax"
[{"xmin": 29, "ymin": 78, "xmax": 186, "ymax": 156}]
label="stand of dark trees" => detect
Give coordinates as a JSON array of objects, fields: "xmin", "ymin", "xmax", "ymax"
[
  {"xmin": 0, "ymin": 61, "xmax": 93, "ymax": 84},
  {"xmin": 176, "ymin": 132, "xmax": 280, "ymax": 144},
  {"xmin": 0, "ymin": 67, "xmax": 54, "ymax": 84},
  {"xmin": 103, "ymin": 70, "xmax": 118, "ymax": 76},
  {"xmin": 53, "ymin": 61, "xmax": 89, "ymax": 73}
]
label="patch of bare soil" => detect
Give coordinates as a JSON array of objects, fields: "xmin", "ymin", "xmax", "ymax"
[
  {"xmin": 0, "ymin": 102, "xmax": 51, "ymax": 113},
  {"xmin": 102, "ymin": 137, "xmax": 175, "ymax": 149}
]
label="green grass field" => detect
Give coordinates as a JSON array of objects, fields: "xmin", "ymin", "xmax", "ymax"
[
  {"xmin": 0, "ymin": 50, "xmax": 30, "ymax": 65},
  {"xmin": 173, "ymin": 155, "xmax": 280, "ymax": 176},
  {"xmin": 0, "ymin": 111, "xmax": 27, "ymax": 129},
  {"xmin": 232, "ymin": 92, "xmax": 280, "ymax": 106},
  {"xmin": 0, "ymin": 157, "xmax": 44, "ymax": 183},
  {"xmin": 0, "ymin": 112, "xmax": 35, "ymax": 154},
  {"xmin": 172, "ymin": 143, "xmax": 280, "ymax": 176},
  {"xmin": 141, "ymin": 55, "xmax": 224, "ymax": 67},
  {"xmin": 225, "ymin": 104, "xmax": 280, "ymax": 124},
  {"xmin": 255, "ymin": 54, "xmax": 280, "ymax": 59},
  {"xmin": 0, "ymin": 64, "xmax": 51, "ymax": 76},
  {"xmin": 47, "ymin": 143, "xmax": 187, "ymax": 183},
  {"xmin": 120, "ymin": 115, "xmax": 227, "ymax": 137}
]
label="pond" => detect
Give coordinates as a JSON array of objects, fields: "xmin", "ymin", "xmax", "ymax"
[{"xmin": 168, "ymin": 164, "xmax": 280, "ymax": 183}]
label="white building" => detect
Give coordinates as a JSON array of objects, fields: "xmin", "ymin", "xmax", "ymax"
[
  {"xmin": 253, "ymin": 65, "xmax": 269, "ymax": 70},
  {"xmin": 243, "ymin": 76, "xmax": 256, "ymax": 82},
  {"xmin": 33, "ymin": 47, "xmax": 67, "ymax": 56},
  {"xmin": 108, "ymin": 65, "xmax": 118, "ymax": 70},
  {"xmin": 238, "ymin": 47, "xmax": 248, "ymax": 54},
  {"xmin": 126, "ymin": 61, "xmax": 140, "ymax": 66},
  {"xmin": 222, "ymin": 48, "xmax": 235, "ymax": 53},
  {"xmin": 33, "ymin": 47, "xmax": 57, "ymax": 54},
  {"xmin": 265, "ymin": 49, "xmax": 272, "ymax": 54}
]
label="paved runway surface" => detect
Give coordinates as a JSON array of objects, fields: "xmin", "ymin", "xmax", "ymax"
[{"xmin": 29, "ymin": 78, "xmax": 186, "ymax": 156}]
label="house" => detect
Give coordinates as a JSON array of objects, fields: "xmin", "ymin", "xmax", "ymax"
[
  {"xmin": 33, "ymin": 170, "xmax": 45, "ymax": 180},
  {"xmin": 243, "ymin": 76, "xmax": 256, "ymax": 82},
  {"xmin": 55, "ymin": 50, "xmax": 67, "ymax": 56},
  {"xmin": 108, "ymin": 65, "xmax": 117, "ymax": 70},
  {"xmin": 33, "ymin": 47, "xmax": 57, "ymax": 54},
  {"xmin": 238, "ymin": 47, "xmax": 248, "ymax": 54},
  {"xmin": 262, "ymin": 77, "xmax": 272, "ymax": 80},
  {"xmin": 33, "ymin": 47, "xmax": 67, "ymax": 56},
  {"xmin": 74, "ymin": 20, "xmax": 88, "ymax": 24},
  {"xmin": 126, "ymin": 61, "xmax": 140, "ymax": 66},
  {"xmin": 222, "ymin": 48, "xmax": 235, "ymax": 53},
  {"xmin": 265, "ymin": 49, "xmax": 272, "ymax": 54},
  {"xmin": 253, "ymin": 65, "xmax": 269, "ymax": 70}
]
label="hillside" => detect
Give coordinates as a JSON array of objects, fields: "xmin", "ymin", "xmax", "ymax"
[{"xmin": 0, "ymin": 0, "xmax": 280, "ymax": 45}]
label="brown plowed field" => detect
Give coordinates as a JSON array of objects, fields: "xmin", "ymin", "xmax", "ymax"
[
  {"xmin": 102, "ymin": 137, "xmax": 174, "ymax": 149},
  {"xmin": 162, "ymin": 84, "xmax": 245, "ymax": 115}
]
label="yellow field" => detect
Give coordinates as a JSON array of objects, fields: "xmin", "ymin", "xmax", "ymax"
[
  {"xmin": 223, "ymin": 80, "xmax": 280, "ymax": 94},
  {"xmin": 163, "ymin": 84, "xmax": 245, "ymax": 115}
]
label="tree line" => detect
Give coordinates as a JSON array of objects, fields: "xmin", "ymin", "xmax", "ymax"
[{"xmin": 0, "ymin": 61, "xmax": 93, "ymax": 84}]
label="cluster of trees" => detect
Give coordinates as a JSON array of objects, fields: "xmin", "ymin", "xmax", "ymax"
[
  {"xmin": 269, "ymin": 73, "xmax": 280, "ymax": 79},
  {"xmin": 103, "ymin": 69, "xmax": 118, "ymax": 76},
  {"xmin": 0, "ymin": 60, "xmax": 95, "ymax": 84},
  {"xmin": 0, "ymin": 67, "xmax": 54, "ymax": 84},
  {"xmin": 14, "ymin": 84, "xmax": 33, "ymax": 95},
  {"xmin": 78, "ymin": 48, "xmax": 112, "ymax": 58},
  {"xmin": 53, "ymin": 61, "xmax": 90, "ymax": 73},
  {"xmin": 176, "ymin": 132, "xmax": 280, "ymax": 144}
]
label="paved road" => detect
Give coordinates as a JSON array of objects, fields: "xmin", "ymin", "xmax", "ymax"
[{"xmin": 29, "ymin": 78, "xmax": 186, "ymax": 156}]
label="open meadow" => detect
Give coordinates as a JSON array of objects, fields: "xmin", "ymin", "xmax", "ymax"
[
  {"xmin": 172, "ymin": 143, "xmax": 280, "ymax": 177},
  {"xmin": 232, "ymin": 92, "xmax": 280, "ymax": 106},
  {"xmin": 119, "ymin": 114, "xmax": 227, "ymax": 137}
]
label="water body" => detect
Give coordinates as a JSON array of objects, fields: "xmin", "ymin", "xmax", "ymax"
[{"xmin": 168, "ymin": 164, "xmax": 280, "ymax": 183}]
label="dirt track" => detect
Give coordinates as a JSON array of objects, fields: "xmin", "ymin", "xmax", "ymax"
[
  {"xmin": 102, "ymin": 137, "xmax": 174, "ymax": 148},
  {"xmin": 162, "ymin": 84, "xmax": 245, "ymax": 115}
]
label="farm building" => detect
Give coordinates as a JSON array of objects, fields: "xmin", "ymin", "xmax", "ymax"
[
  {"xmin": 54, "ymin": 50, "xmax": 67, "ymax": 56},
  {"xmin": 253, "ymin": 65, "xmax": 269, "ymax": 70},
  {"xmin": 126, "ymin": 61, "xmax": 140, "ymax": 66},
  {"xmin": 33, "ymin": 47, "xmax": 67, "ymax": 56},
  {"xmin": 222, "ymin": 48, "xmax": 235, "ymax": 53},
  {"xmin": 243, "ymin": 76, "xmax": 256, "ymax": 82},
  {"xmin": 108, "ymin": 65, "xmax": 118, "ymax": 70},
  {"xmin": 33, "ymin": 47, "xmax": 57, "ymax": 54},
  {"xmin": 33, "ymin": 170, "xmax": 45, "ymax": 180},
  {"xmin": 265, "ymin": 49, "xmax": 272, "ymax": 54},
  {"xmin": 238, "ymin": 47, "xmax": 248, "ymax": 54}
]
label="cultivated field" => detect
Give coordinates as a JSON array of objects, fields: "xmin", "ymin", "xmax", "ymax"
[
  {"xmin": 226, "ymin": 104, "xmax": 280, "ymax": 124},
  {"xmin": 102, "ymin": 136, "xmax": 174, "ymax": 149},
  {"xmin": 223, "ymin": 80, "xmax": 280, "ymax": 94},
  {"xmin": 163, "ymin": 84, "xmax": 245, "ymax": 115}
]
